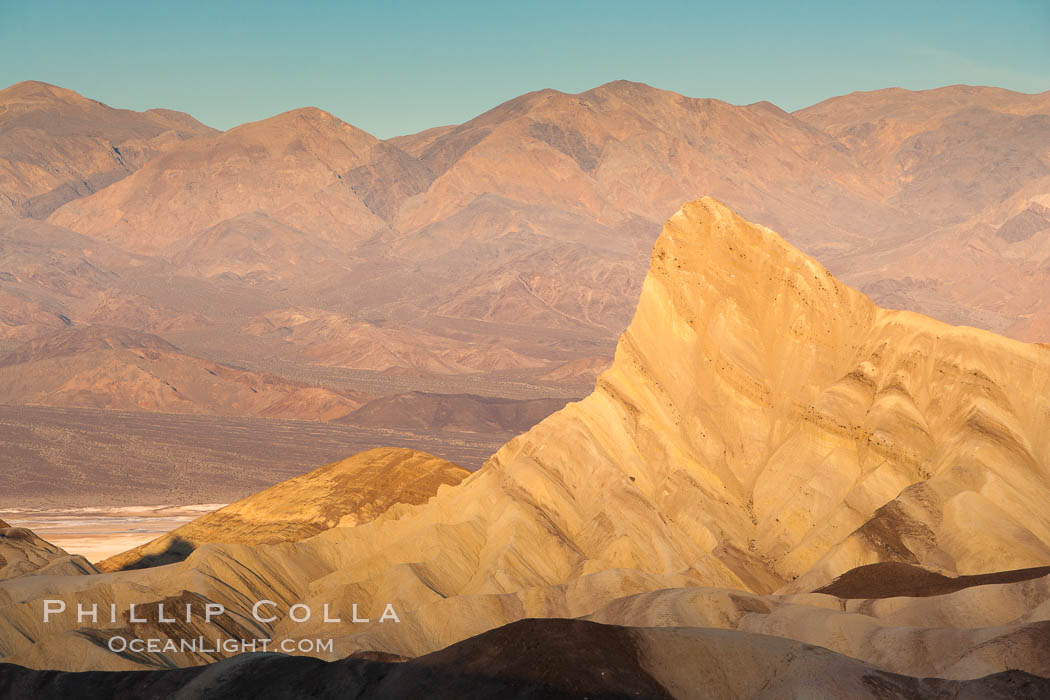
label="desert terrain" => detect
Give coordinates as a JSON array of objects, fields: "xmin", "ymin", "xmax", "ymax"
[
  {"xmin": 3, "ymin": 78, "xmax": 1050, "ymax": 509},
  {"xmin": 1, "ymin": 200, "xmax": 1048, "ymax": 700},
  {"xmin": 0, "ymin": 404, "xmax": 505, "ymax": 507},
  {"xmin": 2, "ymin": 74, "xmax": 1050, "ymax": 697}
]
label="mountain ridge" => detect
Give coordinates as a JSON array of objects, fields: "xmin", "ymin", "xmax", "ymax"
[
  {"xmin": 0, "ymin": 80, "xmax": 216, "ymax": 219},
  {"xmin": 3, "ymin": 78, "xmax": 1048, "ymax": 424}
]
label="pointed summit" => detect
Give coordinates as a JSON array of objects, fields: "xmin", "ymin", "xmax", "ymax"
[{"xmin": 228, "ymin": 105, "xmax": 369, "ymax": 135}]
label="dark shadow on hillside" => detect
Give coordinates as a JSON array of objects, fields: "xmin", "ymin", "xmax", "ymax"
[
  {"xmin": 116, "ymin": 536, "xmax": 196, "ymax": 571},
  {"xmin": 816, "ymin": 562, "xmax": 1050, "ymax": 599}
]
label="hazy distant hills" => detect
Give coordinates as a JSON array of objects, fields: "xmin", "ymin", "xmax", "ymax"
[
  {"xmin": 1, "ymin": 78, "xmax": 1048, "ymax": 428},
  {"xmin": 338, "ymin": 391, "xmax": 570, "ymax": 435},
  {"xmin": 0, "ymin": 81, "xmax": 215, "ymax": 219},
  {"xmin": 0, "ymin": 324, "xmax": 369, "ymax": 420},
  {"xmin": 796, "ymin": 85, "xmax": 1050, "ymax": 340},
  {"xmin": 48, "ymin": 105, "xmax": 388, "ymax": 254}
]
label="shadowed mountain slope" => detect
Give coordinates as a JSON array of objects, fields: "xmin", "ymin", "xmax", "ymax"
[
  {"xmin": 339, "ymin": 391, "xmax": 570, "ymax": 435},
  {"xmin": 0, "ymin": 215, "xmax": 197, "ymax": 342},
  {"xmin": 813, "ymin": 562, "xmax": 1050, "ymax": 599},
  {"xmin": 1, "ymin": 619, "xmax": 1048, "ymax": 699}
]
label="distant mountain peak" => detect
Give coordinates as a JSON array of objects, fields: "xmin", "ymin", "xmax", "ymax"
[
  {"xmin": 589, "ymin": 79, "xmax": 663, "ymax": 94},
  {"xmin": 0, "ymin": 80, "xmax": 93, "ymax": 105},
  {"xmin": 232, "ymin": 104, "xmax": 364, "ymax": 131}
]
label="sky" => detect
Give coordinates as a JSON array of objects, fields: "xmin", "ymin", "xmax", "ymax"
[{"xmin": 1, "ymin": 0, "xmax": 1048, "ymax": 138}]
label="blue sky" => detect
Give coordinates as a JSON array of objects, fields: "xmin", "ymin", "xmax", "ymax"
[{"xmin": 2, "ymin": 0, "xmax": 1047, "ymax": 137}]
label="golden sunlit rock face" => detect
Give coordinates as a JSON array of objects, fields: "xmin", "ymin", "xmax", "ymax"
[
  {"xmin": 2, "ymin": 199, "xmax": 1048, "ymax": 678},
  {"xmin": 548, "ymin": 197, "xmax": 1050, "ymax": 591},
  {"xmin": 96, "ymin": 448, "xmax": 468, "ymax": 572}
]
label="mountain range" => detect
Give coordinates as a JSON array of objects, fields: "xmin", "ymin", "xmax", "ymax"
[{"xmin": 3, "ymin": 78, "xmax": 1048, "ymax": 374}]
